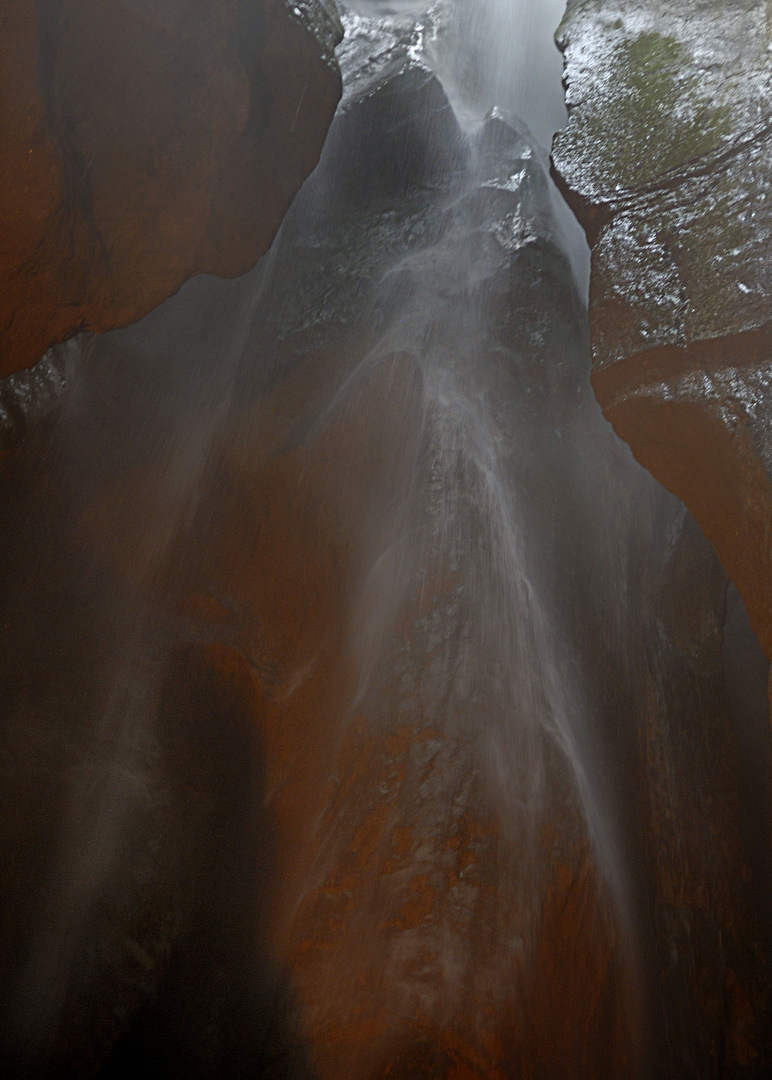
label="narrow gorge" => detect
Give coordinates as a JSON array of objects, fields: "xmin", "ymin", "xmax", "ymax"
[{"xmin": 0, "ymin": 1, "xmax": 771, "ymax": 1078}]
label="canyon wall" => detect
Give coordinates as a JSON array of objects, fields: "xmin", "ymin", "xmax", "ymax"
[
  {"xmin": 0, "ymin": 0, "xmax": 342, "ymax": 379},
  {"xmin": 1, "ymin": 7, "xmax": 769, "ymax": 1075},
  {"xmin": 2, "ymin": 1, "xmax": 772, "ymax": 1077},
  {"xmin": 552, "ymin": 0, "xmax": 772, "ymax": 663}
]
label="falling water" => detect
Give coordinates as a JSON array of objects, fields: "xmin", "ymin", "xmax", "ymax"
[{"xmin": 1, "ymin": 1, "xmax": 771, "ymax": 1078}]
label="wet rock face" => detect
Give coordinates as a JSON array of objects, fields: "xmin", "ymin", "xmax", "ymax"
[
  {"xmin": 2, "ymin": 6, "xmax": 765, "ymax": 1077},
  {"xmin": 0, "ymin": 339, "xmax": 77, "ymax": 452},
  {"xmin": 2, "ymin": 3, "xmax": 772, "ymax": 1078},
  {"xmin": 0, "ymin": 0, "xmax": 342, "ymax": 379},
  {"xmin": 551, "ymin": 0, "xmax": 772, "ymax": 659}
]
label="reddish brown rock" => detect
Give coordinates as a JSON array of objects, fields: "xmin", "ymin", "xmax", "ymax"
[
  {"xmin": 158, "ymin": 352, "xmax": 642, "ymax": 1080},
  {"xmin": 2, "ymin": 12, "xmax": 771, "ymax": 1073},
  {"xmin": 0, "ymin": 0, "xmax": 342, "ymax": 377},
  {"xmin": 551, "ymin": 0, "xmax": 772, "ymax": 663},
  {"xmin": 79, "ymin": 336, "xmax": 645, "ymax": 1075}
]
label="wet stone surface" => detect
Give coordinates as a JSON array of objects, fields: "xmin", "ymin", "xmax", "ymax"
[
  {"xmin": 0, "ymin": 0, "xmax": 342, "ymax": 378},
  {"xmin": 0, "ymin": 3, "xmax": 771, "ymax": 1078},
  {"xmin": 0, "ymin": 340, "xmax": 78, "ymax": 452},
  {"xmin": 551, "ymin": 0, "xmax": 772, "ymax": 661}
]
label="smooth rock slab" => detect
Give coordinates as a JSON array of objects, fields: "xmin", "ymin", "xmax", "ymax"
[{"xmin": 0, "ymin": 0, "xmax": 342, "ymax": 378}]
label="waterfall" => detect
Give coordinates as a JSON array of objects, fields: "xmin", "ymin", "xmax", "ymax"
[{"xmin": 0, "ymin": 2, "xmax": 770, "ymax": 1078}]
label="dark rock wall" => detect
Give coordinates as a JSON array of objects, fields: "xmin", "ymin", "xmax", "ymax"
[
  {"xmin": 1, "ymin": 1, "xmax": 772, "ymax": 1077},
  {"xmin": 551, "ymin": 0, "xmax": 772, "ymax": 665},
  {"xmin": 1, "ymin": 7, "xmax": 771, "ymax": 1076},
  {"xmin": 0, "ymin": 0, "xmax": 342, "ymax": 378}
]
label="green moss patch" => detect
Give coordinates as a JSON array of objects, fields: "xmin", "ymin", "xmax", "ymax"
[{"xmin": 577, "ymin": 29, "xmax": 732, "ymax": 193}]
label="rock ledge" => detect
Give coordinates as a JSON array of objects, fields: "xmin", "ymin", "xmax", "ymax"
[{"xmin": 552, "ymin": 0, "xmax": 772, "ymax": 658}]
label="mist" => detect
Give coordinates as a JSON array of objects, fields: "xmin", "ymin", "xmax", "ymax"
[{"xmin": 0, "ymin": 1, "xmax": 770, "ymax": 1077}]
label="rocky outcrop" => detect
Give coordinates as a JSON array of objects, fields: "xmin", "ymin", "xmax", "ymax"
[
  {"xmin": 551, "ymin": 0, "xmax": 772, "ymax": 661},
  {"xmin": 0, "ymin": 339, "xmax": 76, "ymax": 451},
  {"xmin": 6, "ymin": 8, "xmax": 762, "ymax": 1076},
  {"xmin": 0, "ymin": 0, "xmax": 342, "ymax": 379},
  {"xmin": 1, "ymin": 4, "xmax": 771, "ymax": 1077}
]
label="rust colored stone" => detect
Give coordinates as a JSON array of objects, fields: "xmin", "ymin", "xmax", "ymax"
[
  {"xmin": 0, "ymin": 0, "xmax": 341, "ymax": 377},
  {"xmin": 60, "ymin": 29, "xmax": 772, "ymax": 1061},
  {"xmin": 551, "ymin": 0, "xmax": 772, "ymax": 672}
]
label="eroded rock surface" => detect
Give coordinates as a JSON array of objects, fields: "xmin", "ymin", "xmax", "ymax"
[
  {"xmin": 1, "ymin": 7, "xmax": 769, "ymax": 1077},
  {"xmin": 1, "ymin": 4, "xmax": 771, "ymax": 1078},
  {"xmin": 0, "ymin": 0, "xmax": 342, "ymax": 379},
  {"xmin": 551, "ymin": 0, "xmax": 772, "ymax": 660},
  {"xmin": 0, "ymin": 339, "xmax": 77, "ymax": 451}
]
